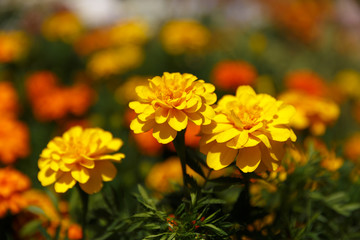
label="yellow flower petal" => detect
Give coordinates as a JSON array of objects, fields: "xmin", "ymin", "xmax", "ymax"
[
  {"xmin": 129, "ymin": 101, "xmax": 149, "ymax": 113},
  {"xmin": 207, "ymin": 143, "xmax": 238, "ymax": 170},
  {"xmin": 215, "ymin": 128, "xmax": 241, "ymax": 143},
  {"xmin": 236, "ymin": 146, "xmax": 261, "ymax": 172},
  {"xmin": 71, "ymin": 166, "xmax": 90, "ymax": 184},
  {"xmin": 38, "ymin": 166, "xmax": 57, "ymax": 186},
  {"xmin": 96, "ymin": 161, "xmax": 117, "ymax": 182},
  {"xmin": 79, "ymin": 172, "xmax": 103, "ymax": 194},
  {"xmin": 155, "ymin": 107, "xmax": 170, "ymax": 124},
  {"xmin": 54, "ymin": 173, "xmax": 76, "ymax": 193},
  {"xmin": 226, "ymin": 130, "xmax": 249, "ymax": 148},
  {"xmin": 152, "ymin": 123, "xmax": 177, "ymax": 144},
  {"xmin": 130, "ymin": 118, "xmax": 155, "ymax": 134},
  {"xmin": 96, "ymin": 153, "xmax": 125, "ymax": 162},
  {"xmin": 167, "ymin": 109, "xmax": 188, "ymax": 131},
  {"xmin": 236, "ymin": 85, "xmax": 256, "ymax": 97},
  {"xmin": 268, "ymin": 126, "xmax": 291, "ymax": 142}
]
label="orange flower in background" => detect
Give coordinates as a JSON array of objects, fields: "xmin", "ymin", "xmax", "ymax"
[
  {"xmin": 75, "ymin": 29, "xmax": 111, "ymax": 56},
  {"xmin": 200, "ymin": 86, "xmax": 296, "ymax": 172},
  {"xmin": 212, "ymin": 60, "xmax": 257, "ymax": 91},
  {"xmin": 161, "ymin": 19, "xmax": 210, "ymax": 55},
  {"xmin": 278, "ymin": 90, "xmax": 340, "ymax": 136},
  {"xmin": 285, "ymin": 70, "xmax": 328, "ymax": 97},
  {"xmin": 42, "ymin": 11, "xmax": 84, "ymax": 43},
  {"xmin": 0, "ymin": 168, "xmax": 30, "ymax": 217},
  {"xmin": 0, "ymin": 31, "xmax": 28, "ymax": 63},
  {"xmin": 0, "ymin": 118, "xmax": 30, "ymax": 165},
  {"xmin": 38, "ymin": 126, "xmax": 125, "ymax": 194},
  {"xmin": 344, "ymin": 133, "xmax": 360, "ymax": 164},
  {"xmin": 26, "ymin": 71, "xmax": 94, "ymax": 121},
  {"xmin": 313, "ymin": 140, "xmax": 343, "ymax": 172},
  {"xmin": 129, "ymin": 72, "xmax": 216, "ymax": 144},
  {"xmin": 15, "ymin": 190, "xmax": 82, "ymax": 239},
  {"xmin": 145, "ymin": 156, "xmax": 203, "ymax": 195},
  {"xmin": 261, "ymin": 0, "xmax": 331, "ymax": 43},
  {"xmin": 0, "ymin": 81, "xmax": 19, "ymax": 118}
]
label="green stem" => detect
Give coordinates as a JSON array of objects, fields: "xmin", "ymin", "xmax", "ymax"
[
  {"xmin": 173, "ymin": 130, "xmax": 188, "ymax": 191},
  {"xmin": 77, "ymin": 185, "xmax": 89, "ymax": 240}
]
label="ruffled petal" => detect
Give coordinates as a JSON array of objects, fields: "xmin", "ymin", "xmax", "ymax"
[
  {"xmin": 54, "ymin": 173, "xmax": 76, "ymax": 193},
  {"xmin": 207, "ymin": 143, "xmax": 237, "ymax": 170},
  {"xmin": 236, "ymin": 146, "xmax": 261, "ymax": 172}
]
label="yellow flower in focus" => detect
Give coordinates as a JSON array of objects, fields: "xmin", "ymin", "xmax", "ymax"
[
  {"xmin": 200, "ymin": 86, "xmax": 296, "ymax": 172},
  {"xmin": 0, "ymin": 31, "xmax": 28, "ymax": 63},
  {"xmin": 161, "ymin": 19, "xmax": 210, "ymax": 55},
  {"xmin": 110, "ymin": 20, "xmax": 148, "ymax": 46},
  {"xmin": 42, "ymin": 11, "xmax": 83, "ymax": 43},
  {"xmin": 38, "ymin": 126, "xmax": 125, "ymax": 194},
  {"xmin": 87, "ymin": 46, "xmax": 143, "ymax": 79},
  {"xmin": 129, "ymin": 72, "xmax": 216, "ymax": 144},
  {"xmin": 278, "ymin": 91, "xmax": 340, "ymax": 136},
  {"xmin": 145, "ymin": 156, "xmax": 203, "ymax": 195},
  {"xmin": 0, "ymin": 167, "xmax": 31, "ymax": 217}
]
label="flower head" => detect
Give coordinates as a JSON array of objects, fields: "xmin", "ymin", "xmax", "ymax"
[
  {"xmin": 0, "ymin": 118, "xmax": 30, "ymax": 164},
  {"xmin": 38, "ymin": 126, "xmax": 125, "ymax": 194},
  {"xmin": 278, "ymin": 90, "xmax": 339, "ymax": 135},
  {"xmin": 200, "ymin": 86, "xmax": 296, "ymax": 172},
  {"xmin": 0, "ymin": 167, "xmax": 30, "ymax": 217},
  {"xmin": 129, "ymin": 72, "xmax": 216, "ymax": 144},
  {"xmin": 0, "ymin": 31, "xmax": 28, "ymax": 63},
  {"xmin": 0, "ymin": 81, "xmax": 19, "ymax": 118},
  {"xmin": 285, "ymin": 70, "xmax": 328, "ymax": 97}
]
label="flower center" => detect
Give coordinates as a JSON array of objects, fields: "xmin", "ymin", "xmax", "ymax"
[
  {"xmin": 230, "ymin": 104, "xmax": 262, "ymax": 130},
  {"xmin": 156, "ymin": 80, "xmax": 184, "ymax": 105}
]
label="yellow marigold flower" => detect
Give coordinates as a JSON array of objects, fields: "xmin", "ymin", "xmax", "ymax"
[
  {"xmin": 161, "ymin": 19, "xmax": 210, "ymax": 55},
  {"xmin": 38, "ymin": 126, "xmax": 125, "ymax": 194},
  {"xmin": 42, "ymin": 11, "xmax": 83, "ymax": 43},
  {"xmin": 87, "ymin": 46, "xmax": 143, "ymax": 79},
  {"xmin": 0, "ymin": 31, "xmax": 28, "ymax": 63},
  {"xmin": 110, "ymin": 20, "xmax": 148, "ymax": 46},
  {"xmin": 115, "ymin": 76, "xmax": 149, "ymax": 104},
  {"xmin": 0, "ymin": 167, "xmax": 30, "ymax": 217},
  {"xmin": 145, "ymin": 156, "xmax": 203, "ymax": 195},
  {"xmin": 333, "ymin": 69, "xmax": 360, "ymax": 100},
  {"xmin": 345, "ymin": 133, "xmax": 360, "ymax": 163},
  {"xmin": 129, "ymin": 72, "xmax": 216, "ymax": 144},
  {"xmin": 278, "ymin": 90, "xmax": 340, "ymax": 136},
  {"xmin": 200, "ymin": 86, "xmax": 296, "ymax": 172}
]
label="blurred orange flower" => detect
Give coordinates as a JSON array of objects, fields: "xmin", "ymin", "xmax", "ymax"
[
  {"xmin": 285, "ymin": 70, "xmax": 328, "ymax": 97},
  {"xmin": 344, "ymin": 133, "xmax": 360, "ymax": 164},
  {"xmin": 212, "ymin": 60, "xmax": 257, "ymax": 91},
  {"xmin": 75, "ymin": 29, "xmax": 111, "ymax": 56},
  {"xmin": 0, "ymin": 81, "xmax": 19, "ymax": 118},
  {"xmin": 0, "ymin": 167, "xmax": 30, "ymax": 217},
  {"xmin": 26, "ymin": 71, "xmax": 94, "ymax": 121},
  {"xmin": 0, "ymin": 118, "xmax": 30, "ymax": 165}
]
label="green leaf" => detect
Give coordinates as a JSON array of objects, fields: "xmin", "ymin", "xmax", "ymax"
[
  {"xmin": 19, "ymin": 220, "xmax": 42, "ymax": 238},
  {"xmin": 203, "ymin": 223, "xmax": 227, "ymax": 236}
]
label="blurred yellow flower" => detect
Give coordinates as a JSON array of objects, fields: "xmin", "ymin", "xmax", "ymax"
[
  {"xmin": 145, "ymin": 156, "xmax": 203, "ymax": 195},
  {"xmin": 110, "ymin": 20, "xmax": 148, "ymax": 46},
  {"xmin": 333, "ymin": 69, "xmax": 360, "ymax": 100},
  {"xmin": 38, "ymin": 126, "xmax": 125, "ymax": 194},
  {"xmin": 344, "ymin": 133, "xmax": 360, "ymax": 164},
  {"xmin": 42, "ymin": 11, "xmax": 83, "ymax": 43},
  {"xmin": 129, "ymin": 72, "xmax": 216, "ymax": 144},
  {"xmin": 161, "ymin": 19, "xmax": 210, "ymax": 55},
  {"xmin": 200, "ymin": 86, "xmax": 296, "ymax": 172},
  {"xmin": 87, "ymin": 45, "xmax": 143, "ymax": 79},
  {"xmin": 0, "ymin": 31, "xmax": 28, "ymax": 63},
  {"xmin": 115, "ymin": 76, "xmax": 149, "ymax": 104},
  {"xmin": 278, "ymin": 91, "xmax": 340, "ymax": 136}
]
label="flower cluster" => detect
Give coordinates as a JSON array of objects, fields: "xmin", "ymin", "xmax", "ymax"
[{"xmin": 38, "ymin": 126, "xmax": 125, "ymax": 194}]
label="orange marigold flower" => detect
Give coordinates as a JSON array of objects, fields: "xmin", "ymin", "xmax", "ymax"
[
  {"xmin": 38, "ymin": 126, "xmax": 125, "ymax": 194},
  {"xmin": 278, "ymin": 90, "xmax": 340, "ymax": 136},
  {"xmin": 285, "ymin": 70, "xmax": 328, "ymax": 97},
  {"xmin": 0, "ymin": 118, "xmax": 30, "ymax": 164},
  {"xmin": 129, "ymin": 72, "xmax": 216, "ymax": 144},
  {"xmin": 145, "ymin": 156, "xmax": 203, "ymax": 195},
  {"xmin": 0, "ymin": 168, "xmax": 30, "ymax": 217},
  {"xmin": 161, "ymin": 19, "xmax": 210, "ymax": 55},
  {"xmin": 200, "ymin": 85, "xmax": 296, "ymax": 172},
  {"xmin": 67, "ymin": 224, "xmax": 83, "ymax": 240},
  {"xmin": 74, "ymin": 29, "xmax": 112, "ymax": 56},
  {"xmin": 212, "ymin": 60, "xmax": 257, "ymax": 91},
  {"xmin": 344, "ymin": 133, "xmax": 360, "ymax": 163},
  {"xmin": 0, "ymin": 81, "xmax": 19, "ymax": 118},
  {"xmin": 42, "ymin": 11, "xmax": 83, "ymax": 43},
  {"xmin": 0, "ymin": 31, "xmax": 28, "ymax": 63}
]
